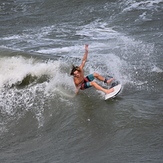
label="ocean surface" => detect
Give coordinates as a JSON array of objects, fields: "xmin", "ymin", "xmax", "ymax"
[{"xmin": 0, "ymin": 0, "xmax": 163, "ymax": 162}]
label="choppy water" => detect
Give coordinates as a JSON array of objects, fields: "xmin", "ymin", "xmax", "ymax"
[{"xmin": 0, "ymin": 0, "xmax": 163, "ymax": 163}]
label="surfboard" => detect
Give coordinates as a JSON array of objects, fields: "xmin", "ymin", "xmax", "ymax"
[{"xmin": 105, "ymin": 83, "xmax": 122, "ymax": 100}]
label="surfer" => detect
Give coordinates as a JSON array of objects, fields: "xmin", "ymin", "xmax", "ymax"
[{"xmin": 70, "ymin": 45, "xmax": 114, "ymax": 95}]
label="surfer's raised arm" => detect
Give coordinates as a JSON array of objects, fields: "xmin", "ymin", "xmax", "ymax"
[{"xmin": 80, "ymin": 45, "xmax": 88, "ymax": 69}]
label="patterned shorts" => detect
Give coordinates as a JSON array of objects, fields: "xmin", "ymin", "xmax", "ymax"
[{"xmin": 80, "ymin": 74, "xmax": 95, "ymax": 90}]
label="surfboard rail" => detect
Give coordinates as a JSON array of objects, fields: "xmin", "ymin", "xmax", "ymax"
[{"xmin": 105, "ymin": 84, "xmax": 122, "ymax": 100}]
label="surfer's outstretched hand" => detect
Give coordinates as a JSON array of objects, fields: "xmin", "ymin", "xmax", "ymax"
[{"xmin": 85, "ymin": 44, "xmax": 88, "ymax": 51}]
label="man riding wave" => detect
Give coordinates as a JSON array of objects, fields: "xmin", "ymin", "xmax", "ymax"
[{"xmin": 70, "ymin": 45, "xmax": 114, "ymax": 95}]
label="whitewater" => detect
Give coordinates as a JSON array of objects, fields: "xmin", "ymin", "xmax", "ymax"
[{"xmin": 0, "ymin": 0, "xmax": 162, "ymax": 163}]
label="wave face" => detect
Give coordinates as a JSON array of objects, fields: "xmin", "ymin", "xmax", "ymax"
[{"xmin": 0, "ymin": 0, "xmax": 163, "ymax": 163}]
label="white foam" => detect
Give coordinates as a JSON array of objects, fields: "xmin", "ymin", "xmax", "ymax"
[
  {"xmin": 0, "ymin": 56, "xmax": 77, "ymax": 130},
  {"xmin": 37, "ymin": 45, "xmax": 81, "ymax": 55},
  {"xmin": 2, "ymin": 35, "xmax": 22, "ymax": 40},
  {"xmin": 45, "ymin": 72, "xmax": 76, "ymax": 98},
  {"xmin": 122, "ymin": 0, "xmax": 163, "ymax": 12},
  {"xmin": 137, "ymin": 11, "xmax": 152, "ymax": 21},
  {"xmin": 0, "ymin": 56, "xmax": 59, "ymax": 88},
  {"xmin": 151, "ymin": 66, "xmax": 163, "ymax": 73},
  {"xmin": 75, "ymin": 21, "xmax": 119, "ymax": 40}
]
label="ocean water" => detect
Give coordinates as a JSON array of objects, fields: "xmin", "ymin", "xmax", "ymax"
[{"xmin": 0, "ymin": 0, "xmax": 163, "ymax": 162}]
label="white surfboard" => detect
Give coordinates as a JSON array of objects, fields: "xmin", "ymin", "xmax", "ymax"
[{"xmin": 105, "ymin": 84, "xmax": 122, "ymax": 100}]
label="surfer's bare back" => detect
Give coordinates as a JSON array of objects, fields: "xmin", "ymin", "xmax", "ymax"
[{"xmin": 70, "ymin": 45, "xmax": 114, "ymax": 95}]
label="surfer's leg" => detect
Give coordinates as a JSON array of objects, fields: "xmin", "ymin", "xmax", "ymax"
[
  {"xmin": 105, "ymin": 78, "xmax": 114, "ymax": 85},
  {"xmin": 93, "ymin": 73, "xmax": 114, "ymax": 85},
  {"xmin": 90, "ymin": 81, "xmax": 114, "ymax": 94},
  {"xmin": 93, "ymin": 73, "xmax": 105, "ymax": 81}
]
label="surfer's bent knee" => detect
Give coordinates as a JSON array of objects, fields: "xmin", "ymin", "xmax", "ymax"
[
  {"xmin": 93, "ymin": 73, "xmax": 99, "ymax": 78},
  {"xmin": 90, "ymin": 81, "xmax": 96, "ymax": 86}
]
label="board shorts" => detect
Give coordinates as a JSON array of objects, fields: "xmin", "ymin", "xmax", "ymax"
[{"xmin": 80, "ymin": 74, "xmax": 95, "ymax": 90}]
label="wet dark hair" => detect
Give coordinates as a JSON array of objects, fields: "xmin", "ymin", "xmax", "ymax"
[{"xmin": 70, "ymin": 65, "xmax": 80, "ymax": 75}]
